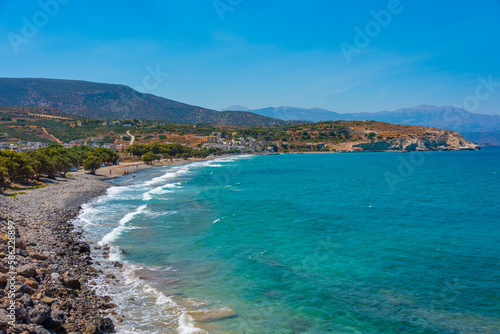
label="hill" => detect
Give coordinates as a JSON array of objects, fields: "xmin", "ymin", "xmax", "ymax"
[
  {"xmin": 247, "ymin": 105, "xmax": 500, "ymax": 146},
  {"xmin": 0, "ymin": 78, "xmax": 288, "ymax": 126},
  {"xmin": 0, "ymin": 106, "xmax": 479, "ymax": 152},
  {"xmin": 234, "ymin": 120, "xmax": 479, "ymax": 152}
]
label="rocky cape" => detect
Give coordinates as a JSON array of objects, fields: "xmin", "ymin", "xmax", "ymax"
[
  {"xmin": 229, "ymin": 105, "xmax": 500, "ymax": 146},
  {"xmin": 353, "ymin": 129, "xmax": 480, "ymax": 152},
  {"xmin": 282, "ymin": 121, "xmax": 480, "ymax": 152}
]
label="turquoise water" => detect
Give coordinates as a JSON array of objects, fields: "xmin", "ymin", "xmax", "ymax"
[{"xmin": 77, "ymin": 149, "xmax": 500, "ymax": 334}]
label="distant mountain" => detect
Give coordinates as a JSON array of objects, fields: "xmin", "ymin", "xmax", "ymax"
[
  {"xmin": 0, "ymin": 78, "xmax": 288, "ymax": 126},
  {"xmin": 247, "ymin": 105, "xmax": 500, "ymax": 146},
  {"xmin": 249, "ymin": 106, "xmax": 343, "ymax": 122},
  {"xmin": 221, "ymin": 105, "xmax": 250, "ymax": 112},
  {"xmin": 345, "ymin": 106, "xmax": 500, "ymax": 133}
]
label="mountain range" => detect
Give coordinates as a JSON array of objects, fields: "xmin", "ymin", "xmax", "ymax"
[
  {"xmin": 0, "ymin": 78, "xmax": 287, "ymax": 126},
  {"xmin": 224, "ymin": 105, "xmax": 500, "ymax": 146},
  {"xmin": 0, "ymin": 78, "xmax": 498, "ymax": 145}
]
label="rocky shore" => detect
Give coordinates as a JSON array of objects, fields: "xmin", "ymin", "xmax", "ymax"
[{"xmin": 0, "ymin": 175, "xmax": 116, "ymax": 334}]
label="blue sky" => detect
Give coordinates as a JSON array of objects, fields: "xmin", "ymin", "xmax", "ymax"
[{"xmin": 1, "ymin": 0, "xmax": 499, "ymax": 114}]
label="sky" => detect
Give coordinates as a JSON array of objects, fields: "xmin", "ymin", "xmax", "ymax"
[{"xmin": 1, "ymin": 0, "xmax": 499, "ymax": 115}]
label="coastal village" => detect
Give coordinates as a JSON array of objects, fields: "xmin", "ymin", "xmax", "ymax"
[
  {"xmin": 0, "ymin": 107, "xmax": 480, "ymax": 158},
  {"xmin": 0, "ymin": 131, "xmax": 365, "ymax": 155}
]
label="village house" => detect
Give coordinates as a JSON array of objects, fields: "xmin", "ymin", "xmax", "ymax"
[
  {"xmin": 70, "ymin": 140, "xmax": 84, "ymax": 146},
  {"xmin": 206, "ymin": 136, "xmax": 218, "ymax": 144}
]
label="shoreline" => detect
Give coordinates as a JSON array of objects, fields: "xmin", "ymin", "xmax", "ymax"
[
  {"xmin": 71, "ymin": 155, "xmax": 225, "ymax": 180},
  {"xmin": 0, "ymin": 155, "xmax": 233, "ymax": 334},
  {"xmin": 0, "ymin": 174, "xmax": 114, "ymax": 334}
]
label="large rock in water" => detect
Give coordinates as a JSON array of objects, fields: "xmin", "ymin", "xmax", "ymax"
[
  {"xmin": 187, "ymin": 307, "xmax": 237, "ymax": 322},
  {"xmin": 100, "ymin": 317, "xmax": 115, "ymax": 333}
]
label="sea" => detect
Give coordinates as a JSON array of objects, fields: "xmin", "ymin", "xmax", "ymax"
[{"xmin": 74, "ymin": 148, "xmax": 500, "ymax": 334}]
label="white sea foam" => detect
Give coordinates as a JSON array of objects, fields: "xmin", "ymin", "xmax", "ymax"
[
  {"xmin": 179, "ymin": 313, "xmax": 207, "ymax": 334},
  {"xmin": 94, "ymin": 260, "xmax": 207, "ymax": 334},
  {"xmin": 76, "ymin": 157, "xmax": 253, "ymax": 333},
  {"xmin": 99, "ymin": 204, "xmax": 147, "ymax": 245},
  {"xmin": 77, "ymin": 204, "xmax": 101, "ymax": 226},
  {"xmin": 96, "ymin": 186, "xmax": 130, "ymax": 202},
  {"xmin": 146, "ymin": 210, "xmax": 177, "ymax": 218},
  {"xmin": 142, "ymin": 182, "xmax": 180, "ymax": 201},
  {"xmin": 144, "ymin": 155, "xmax": 254, "ymax": 188},
  {"xmin": 144, "ymin": 167, "xmax": 190, "ymax": 186}
]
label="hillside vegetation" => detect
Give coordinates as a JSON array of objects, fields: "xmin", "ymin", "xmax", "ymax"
[
  {"xmin": 0, "ymin": 106, "xmax": 479, "ymax": 151},
  {"xmin": 0, "ymin": 78, "xmax": 290, "ymax": 126},
  {"xmin": 235, "ymin": 120, "xmax": 479, "ymax": 151},
  {"xmin": 0, "ymin": 106, "xmax": 251, "ymax": 145}
]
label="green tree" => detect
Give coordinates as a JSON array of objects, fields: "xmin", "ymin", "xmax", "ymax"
[
  {"xmin": 93, "ymin": 147, "xmax": 119, "ymax": 164},
  {"xmin": 0, "ymin": 164, "xmax": 9, "ymax": 189},
  {"xmin": 125, "ymin": 144, "xmax": 147, "ymax": 156},
  {"xmin": 83, "ymin": 156, "xmax": 102, "ymax": 174},
  {"xmin": 0, "ymin": 150, "xmax": 34, "ymax": 182},
  {"xmin": 141, "ymin": 152, "xmax": 160, "ymax": 164}
]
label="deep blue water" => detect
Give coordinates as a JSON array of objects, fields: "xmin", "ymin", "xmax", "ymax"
[{"xmin": 77, "ymin": 149, "xmax": 500, "ymax": 334}]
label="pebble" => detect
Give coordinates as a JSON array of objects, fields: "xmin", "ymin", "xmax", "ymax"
[{"xmin": 0, "ymin": 175, "xmax": 116, "ymax": 334}]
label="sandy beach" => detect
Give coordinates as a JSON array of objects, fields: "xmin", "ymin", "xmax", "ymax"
[{"xmin": 71, "ymin": 155, "xmax": 222, "ymax": 179}]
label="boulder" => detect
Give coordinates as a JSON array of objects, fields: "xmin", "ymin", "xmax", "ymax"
[
  {"xmin": 18, "ymin": 265, "xmax": 37, "ymax": 278},
  {"xmin": 101, "ymin": 303, "xmax": 117, "ymax": 310},
  {"xmin": 78, "ymin": 243, "xmax": 91, "ymax": 254},
  {"xmin": 63, "ymin": 277, "xmax": 81, "ymax": 290},
  {"xmin": 25, "ymin": 278, "xmax": 39, "ymax": 289},
  {"xmin": 31, "ymin": 253, "xmax": 49, "ymax": 260},
  {"xmin": 41, "ymin": 296, "xmax": 54, "ymax": 305},
  {"xmin": 44, "ymin": 308, "xmax": 66, "ymax": 329},
  {"xmin": 16, "ymin": 248, "xmax": 29, "ymax": 257},
  {"xmin": 0, "ymin": 309, "xmax": 11, "ymax": 326},
  {"xmin": 99, "ymin": 318, "xmax": 115, "ymax": 333},
  {"xmin": 112, "ymin": 262, "xmax": 123, "ymax": 269},
  {"xmin": 84, "ymin": 324, "xmax": 98, "ymax": 334},
  {"xmin": 20, "ymin": 293, "xmax": 34, "ymax": 307},
  {"xmin": 34, "ymin": 326, "xmax": 52, "ymax": 334},
  {"xmin": 28, "ymin": 304, "xmax": 51, "ymax": 325},
  {"xmin": 20, "ymin": 283, "xmax": 36, "ymax": 295},
  {"xmin": 15, "ymin": 302, "xmax": 30, "ymax": 323}
]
